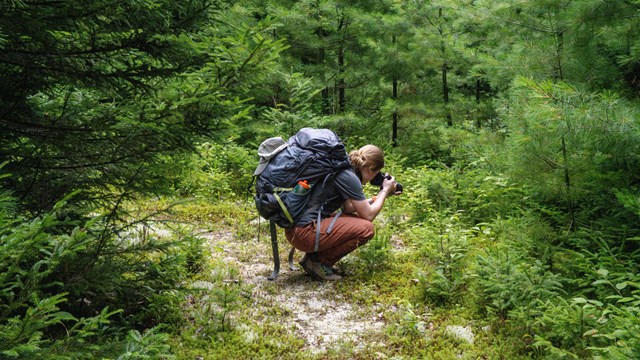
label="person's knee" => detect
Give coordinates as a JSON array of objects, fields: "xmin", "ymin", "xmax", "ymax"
[{"xmin": 362, "ymin": 220, "xmax": 375, "ymax": 240}]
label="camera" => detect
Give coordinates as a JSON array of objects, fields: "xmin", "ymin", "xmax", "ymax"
[{"xmin": 370, "ymin": 172, "xmax": 403, "ymax": 194}]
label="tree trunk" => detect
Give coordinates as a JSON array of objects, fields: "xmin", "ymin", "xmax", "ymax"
[
  {"xmin": 318, "ymin": 28, "xmax": 330, "ymax": 115},
  {"xmin": 337, "ymin": 17, "xmax": 346, "ymax": 113},
  {"xmin": 393, "ymin": 78, "xmax": 398, "ymax": 147},
  {"xmin": 554, "ymin": 30, "xmax": 564, "ymax": 81},
  {"xmin": 439, "ymin": 7, "xmax": 452, "ymax": 126},
  {"xmin": 561, "ymin": 136, "xmax": 575, "ymax": 231},
  {"xmin": 475, "ymin": 78, "xmax": 481, "ymax": 128},
  {"xmin": 442, "ymin": 62, "xmax": 451, "ymax": 126},
  {"xmin": 392, "ymin": 35, "xmax": 398, "ymax": 147},
  {"xmin": 338, "ymin": 46, "xmax": 345, "ymax": 113}
]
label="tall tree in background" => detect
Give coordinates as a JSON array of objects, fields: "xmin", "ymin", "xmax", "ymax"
[
  {"xmin": 0, "ymin": 0, "xmax": 285, "ymax": 213},
  {"xmin": 265, "ymin": 0, "xmax": 344, "ymax": 114},
  {"xmin": 401, "ymin": 0, "xmax": 473, "ymax": 127},
  {"xmin": 459, "ymin": 0, "xmax": 640, "ymax": 95},
  {"xmin": 0, "ymin": 0, "xmax": 215, "ymax": 212},
  {"xmin": 262, "ymin": 0, "xmax": 389, "ymax": 118},
  {"xmin": 437, "ymin": 6, "xmax": 453, "ymax": 126},
  {"xmin": 568, "ymin": 0, "xmax": 640, "ymax": 95},
  {"xmin": 474, "ymin": 0, "xmax": 640, "ymax": 234},
  {"xmin": 359, "ymin": 2, "xmax": 416, "ymax": 146},
  {"xmin": 493, "ymin": 0, "xmax": 571, "ymax": 82}
]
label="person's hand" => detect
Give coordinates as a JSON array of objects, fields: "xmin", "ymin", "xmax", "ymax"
[{"xmin": 382, "ymin": 174, "xmax": 397, "ymax": 196}]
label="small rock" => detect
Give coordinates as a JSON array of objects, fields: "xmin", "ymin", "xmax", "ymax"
[{"xmin": 446, "ymin": 325, "xmax": 475, "ymax": 344}]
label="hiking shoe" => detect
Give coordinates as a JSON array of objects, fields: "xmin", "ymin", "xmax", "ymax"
[
  {"xmin": 307, "ymin": 260, "xmax": 342, "ymax": 281},
  {"xmin": 299, "ymin": 254, "xmax": 313, "ymax": 276},
  {"xmin": 330, "ymin": 266, "xmax": 344, "ymax": 277}
]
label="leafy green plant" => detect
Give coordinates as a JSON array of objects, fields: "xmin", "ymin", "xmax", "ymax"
[
  {"xmin": 614, "ymin": 189, "xmax": 640, "ymax": 217},
  {"xmin": 389, "ymin": 300, "xmax": 429, "ymax": 338},
  {"xmin": 399, "ymin": 161, "xmax": 525, "ymax": 226},
  {"xmin": 262, "ymin": 72, "xmax": 324, "ymax": 135},
  {"xmin": 587, "ymin": 291, "xmax": 640, "ymax": 358},
  {"xmin": 184, "ymin": 265, "xmax": 244, "ymax": 338},
  {"xmin": 1, "ymin": 294, "xmax": 77, "ymax": 357},
  {"xmin": 0, "ymin": 190, "xmax": 125, "ymax": 358},
  {"xmin": 357, "ymin": 229, "xmax": 392, "ymax": 275},
  {"xmin": 0, "ymin": 174, "xmax": 214, "ymax": 358},
  {"xmin": 419, "ymin": 266, "xmax": 466, "ymax": 308},
  {"xmin": 175, "ymin": 142, "xmax": 255, "ymax": 198},
  {"xmin": 566, "ymin": 230, "xmax": 639, "ymax": 300},
  {"xmin": 473, "ymin": 248, "xmax": 565, "ymax": 321},
  {"xmin": 182, "ymin": 234, "xmax": 209, "ymax": 275},
  {"xmin": 117, "ymin": 328, "xmax": 175, "ymax": 360},
  {"xmin": 412, "ymin": 212, "xmax": 470, "ymax": 306},
  {"xmin": 530, "ymin": 296, "xmax": 605, "ymax": 358},
  {"xmin": 211, "ymin": 270, "xmax": 243, "ymax": 333}
]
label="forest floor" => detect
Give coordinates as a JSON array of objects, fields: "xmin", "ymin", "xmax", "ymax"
[
  {"xmin": 198, "ymin": 228, "xmax": 390, "ymax": 354},
  {"xmin": 171, "ymin": 202, "xmax": 500, "ymax": 359}
]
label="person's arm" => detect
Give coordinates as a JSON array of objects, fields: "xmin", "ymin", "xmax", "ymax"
[
  {"xmin": 350, "ymin": 176, "xmax": 396, "ymax": 221},
  {"xmin": 343, "ymin": 199, "xmax": 356, "ymax": 214},
  {"xmin": 343, "ymin": 195, "xmax": 383, "ymax": 214}
]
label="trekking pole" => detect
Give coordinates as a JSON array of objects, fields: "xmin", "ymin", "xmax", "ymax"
[{"xmin": 267, "ymin": 220, "xmax": 280, "ymax": 280}]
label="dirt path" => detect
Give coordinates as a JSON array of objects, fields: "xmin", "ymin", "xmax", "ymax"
[{"xmin": 200, "ymin": 230, "xmax": 387, "ymax": 353}]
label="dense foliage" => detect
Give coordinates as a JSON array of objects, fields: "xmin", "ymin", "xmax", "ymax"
[{"xmin": 1, "ymin": 0, "xmax": 640, "ymax": 358}]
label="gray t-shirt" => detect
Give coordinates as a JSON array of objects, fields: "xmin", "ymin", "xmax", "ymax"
[{"xmin": 295, "ymin": 168, "xmax": 366, "ymax": 226}]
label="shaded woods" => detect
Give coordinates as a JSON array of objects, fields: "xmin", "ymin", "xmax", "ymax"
[{"xmin": 1, "ymin": 1, "xmax": 639, "ymax": 358}]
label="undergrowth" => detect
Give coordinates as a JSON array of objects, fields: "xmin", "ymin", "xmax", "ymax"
[{"xmin": 3, "ymin": 144, "xmax": 639, "ymax": 359}]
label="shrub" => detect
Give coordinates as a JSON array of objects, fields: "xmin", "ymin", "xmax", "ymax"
[
  {"xmin": 413, "ymin": 212, "xmax": 471, "ymax": 307},
  {"xmin": 357, "ymin": 229, "xmax": 392, "ymax": 275},
  {"xmin": 0, "ymin": 191, "xmax": 120, "ymax": 358},
  {"xmin": 0, "ymin": 179, "xmax": 204, "ymax": 357},
  {"xmin": 398, "ymin": 161, "xmax": 526, "ymax": 226},
  {"xmin": 175, "ymin": 142, "xmax": 255, "ymax": 198}
]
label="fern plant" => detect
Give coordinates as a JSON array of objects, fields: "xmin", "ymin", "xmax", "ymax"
[
  {"xmin": 413, "ymin": 212, "xmax": 471, "ymax": 306},
  {"xmin": 0, "ymin": 167, "xmax": 210, "ymax": 358},
  {"xmin": 473, "ymin": 248, "xmax": 565, "ymax": 322},
  {"xmin": 588, "ymin": 292, "xmax": 640, "ymax": 358},
  {"xmin": 0, "ymin": 189, "xmax": 122, "ymax": 358},
  {"xmin": 116, "ymin": 328, "xmax": 175, "ymax": 360},
  {"xmin": 357, "ymin": 229, "xmax": 392, "ymax": 275}
]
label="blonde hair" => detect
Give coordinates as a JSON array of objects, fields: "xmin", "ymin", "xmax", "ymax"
[{"xmin": 349, "ymin": 144, "xmax": 385, "ymax": 172}]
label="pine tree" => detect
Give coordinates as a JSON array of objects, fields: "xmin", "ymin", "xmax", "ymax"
[{"xmin": 0, "ymin": 0, "xmax": 286, "ymax": 212}]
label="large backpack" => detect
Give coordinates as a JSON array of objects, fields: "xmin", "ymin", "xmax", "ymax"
[{"xmin": 253, "ymin": 128, "xmax": 352, "ymax": 279}]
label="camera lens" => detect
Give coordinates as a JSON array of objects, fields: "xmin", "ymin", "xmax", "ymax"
[{"xmin": 395, "ymin": 182, "xmax": 403, "ymax": 193}]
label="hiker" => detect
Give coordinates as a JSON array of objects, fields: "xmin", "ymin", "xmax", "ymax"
[{"xmin": 286, "ymin": 144, "xmax": 398, "ymax": 281}]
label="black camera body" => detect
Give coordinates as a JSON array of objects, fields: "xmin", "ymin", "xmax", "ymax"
[{"xmin": 370, "ymin": 172, "xmax": 403, "ymax": 193}]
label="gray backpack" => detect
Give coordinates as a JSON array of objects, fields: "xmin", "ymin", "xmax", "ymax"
[{"xmin": 253, "ymin": 128, "xmax": 351, "ymax": 279}]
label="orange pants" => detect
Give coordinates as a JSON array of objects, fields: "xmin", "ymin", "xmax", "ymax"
[{"xmin": 285, "ymin": 214, "xmax": 375, "ymax": 266}]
